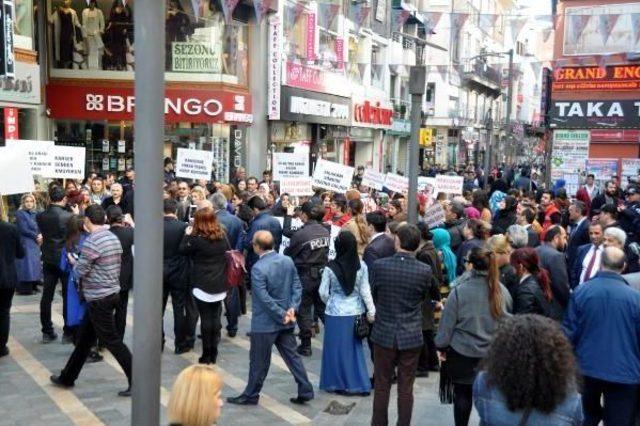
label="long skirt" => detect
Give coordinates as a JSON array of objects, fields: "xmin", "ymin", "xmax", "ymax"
[{"xmin": 320, "ymin": 314, "xmax": 371, "ymax": 394}]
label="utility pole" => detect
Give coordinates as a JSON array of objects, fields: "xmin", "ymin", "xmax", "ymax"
[
  {"xmin": 483, "ymin": 110, "xmax": 493, "ymax": 190},
  {"xmin": 504, "ymin": 48, "xmax": 514, "ymax": 165},
  {"xmin": 132, "ymin": 0, "xmax": 165, "ymax": 424},
  {"xmin": 407, "ymin": 66, "xmax": 426, "ymax": 225}
]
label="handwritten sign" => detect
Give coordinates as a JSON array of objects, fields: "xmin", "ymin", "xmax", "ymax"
[
  {"xmin": 361, "ymin": 168, "xmax": 385, "ymax": 190},
  {"xmin": 49, "ymin": 146, "xmax": 86, "ymax": 179},
  {"xmin": 312, "ymin": 159, "xmax": 354, "ymax": 193},
  {"xmin": 175, "ymin": 148, "xmax": 213, "ymax": 181},
  {"xmin": 0, "ymin": 147, "xmax": 35, "ymax": 195},
  {"xmin": 276, "ymin": 217, "xmax": 304, "ymax": 254},
  {"xmin": 423, "ymin": 203, "xmax": 446, "ymax": 229},
  {"xmin": 5, "ymin": 140, "xmax": 55, "ymax": 176},
  {"xmin": 384, "ymin": 173, "xmax": 409, "ymax": 194},
  {"xmin": 273, "ymin": 152, "xmax": 309, "ymax": 180},
  {"xmin": 435, "ymin": 174, "xmax": 463, "ymax": 195},
  {"xmin": 280, "ymin": 177, "xmax": 314, "ymax": 196}
]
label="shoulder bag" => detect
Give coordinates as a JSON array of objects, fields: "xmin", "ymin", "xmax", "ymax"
[{"xmin": 224, "ymin": 233, "xmax": 246, "ymax": 287}]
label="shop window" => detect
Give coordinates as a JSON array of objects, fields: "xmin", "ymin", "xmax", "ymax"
[
  {"xmin": 47, "ymin": 0, "xmax": 248, "ymax": 85},
  {"xmin": 283, "ymin": 1, "xmax": 310, "ymax": 63},
  {"xmin": 370, "ymin": 43, "xmax": 384, "ymax": 90},
  {"xmin": 15, "ymin": 0, "xmax": 35, "ymax": 49},
  {"xmin": 347, "ymin": 36, "xmax": 364, "ymax": 85}
]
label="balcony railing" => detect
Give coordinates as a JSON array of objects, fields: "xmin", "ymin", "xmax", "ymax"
[
  {"xmin": 463, "ymin": 59, "xmax": 502, "ymax": 87},
  {"xmin": 392, "ymin": 98, "xmax": 411, "ymax": 120}
]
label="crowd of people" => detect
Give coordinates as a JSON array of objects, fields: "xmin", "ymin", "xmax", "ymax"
[{"xmin": 1, "ymin": 158, "xmax": 640, "ymax": 425}]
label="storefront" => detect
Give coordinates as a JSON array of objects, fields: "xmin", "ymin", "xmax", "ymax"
[
  {"xmin": 46, "ymin": 82, "xmax": 253, "ymax": 182},
  {"xmin": 0, "ymin": 60, "xmax": 42, "ymax": 143},
  {"xmin": 349, "ymin": 97, "xmax": 392, "ymax": 170}
]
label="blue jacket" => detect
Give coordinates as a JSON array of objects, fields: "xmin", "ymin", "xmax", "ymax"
[
  {"xmin": 216, "ymin": 209, "xmax": 244, "ymax": 250},
  {"xmin": 570, "ymin": 243, "xmax": 594, "ymax": 289},
  {"xmin": 474, "ymin": 371, "xmax": 583, "ymax": 425},
  {"xmin": 563, "ymin": 271, "xmax": 640, "ymax": 384},
  {"xmin": 250, "ymin": 251, "xmax": 302, "ymax": 333},
  {"xmin": 243, "ymin": 211, "xmax": 282, "ymax": 268},
  {"xmin": 566, "ymin": 218, "xmax": 590, "ymax": 270}
]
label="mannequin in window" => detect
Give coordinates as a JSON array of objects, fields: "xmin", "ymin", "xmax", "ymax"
[
  {"xmin": 49, "ymin": 0, "xmax": 80, "ymax": 69},
  {"xmin": 166, "ymin": 0, "xmax": 192, "ymax": 70},
  {"xmin": 104, "ymin": 0, "xmax": 131, "ymax": 70},
  {"xmin": 82, "ymin": 0, "xmax": 105, "ymax": 70},
  {"xmin": 198, "ymin": 0, "xmax": 224, "ymax": 74}
]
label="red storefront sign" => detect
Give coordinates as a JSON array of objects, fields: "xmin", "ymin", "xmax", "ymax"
[
  {"xmin": 46, "ymin": 84, "xmax": 253, "ymax": 124},
  {"xmin": 353, "ymin": 100, "xmax": 393, "ymax": 128},
  {"xmin": 590, "ymin": 129, "xmax": 640, "ymax": 143},
  {"xmin": 285, "ymin": 62, "xmax": 348, "ymax": 95},
  {"xmin": 552, "ymin": 65, "xmax": 640, "ymax": 92},
  {"xmin": 4, "ymin": 108, "xmax": 18, "ymax": 139}
]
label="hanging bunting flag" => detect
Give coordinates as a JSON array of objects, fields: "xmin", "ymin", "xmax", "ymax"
[
  {"xmin": 318, "ymin": 3, "xmax": 341, "ymax": 29},
  {"xmin": 529, "ymin": 61, "xmax": 541, "ymax": 78},
  {"xmin": 598, "ymin": 14, "xmax": 620, "ymax": 46},
  {"xmin": 392, "ymin": 10, "xmax": 412, "ymax": 32},
  {"xmin": 566, "ymin": 14, "xmax": 592, "ymax": 45},
  {"xmin": 254, "ymin": 0, "xmax": 274, "ymax": 23},
  {"xmin": 372, "ymin": 64, "xmax": 383, "ymax": 81},
  {"xmin": 352, "ymin": 4, "xmax": 371, "ymax": 33},
  {"xmin": 357, "ymin": 63, "xmax": 367, "ymax": 80},
  {"xmin": 222, "ymin": 0, "xmax": 240, "ymax": 23},
  {"xmin": 479, "ymin": 13, "xmax": 498, "ymax": 29},
  {"xmin": 542, "ymin": 27, "xmax": 553, "ymax": 43},
  {"xmin": 293, "ymin": 3, "xmax": 306, "ymax": 24},
  {"xmin": 508, "ymin": 17, "xmax": 527, "ymax": 44},
  {"xmin": 435, "ymin": 64, "xmax": 448, "ymax": 79},
  {"xmin": 450, "ymin": 12, "xmax": 469, "ymax": 30},
  {"xmin": 190, "ymin": 0, "xmax": 200, "ymax": 21},
  {"xmin": 424, "ymin": 12, "xmax": 443, "ymax": 33},
  {"xmin": 631, "ymin": 13, "xmax": 640, "ymax": 46}
]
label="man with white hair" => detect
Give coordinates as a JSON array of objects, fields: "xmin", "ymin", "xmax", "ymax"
[
  {"xmin": 506, "ymin": 224, "xmax": 528, "ymax": 249},
  {"xmin": 603, "ymin": 227, "xmax": 626, "ymax": 250}
]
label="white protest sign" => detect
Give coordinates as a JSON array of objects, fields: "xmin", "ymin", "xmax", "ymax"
[
  {"xmin": 273, "ymin": 152, "xmax": 309, "ymax": 180},
  {"xmin": 5, "ymin": 140, "xmax": 55, "ymax": 176},
  {"xmin": 384, "ymin": 173, "xmax": 409, "ymax": 194},
  {"xmin": 276, "ymin": 216, "xmax": 304, "ymax": 254},
  {"xmin": 0, "ymin": 147, "xmax": 35, "ymax": 195},
  {"xmin": 312, "ymin": 159, "xmax": 354, "ymax": 193},
  {"xmin": 175, "ymin": 148, "xmax": 213, "ymax": 180},
  {"xmin": 418, "ymin": 176, "xmax": 435, "ymax": 192},
  {"xmin": 435, "ymin": 174, "xmax": 463, "ymax": 195},
  {"xmin": 328, "ymin": 224, "xmax": 341, "ymax": 260},
  {"xmin": 361, "ymin": 168, "xmax": 385, "ymax": 190},
  {"xmin": 423, "ymin": 203, "xmax": 446, "ymax": 229},
  {"xmin": 49, "ymin": 146, "xmax": 86, "ymax": 179},
  {"xmin": 280, "ymin": 177, "xmax": 314, "ymax": 196}
]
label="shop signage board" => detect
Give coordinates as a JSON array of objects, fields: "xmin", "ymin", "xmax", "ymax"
[
  {"xmin": 352, "ymin": 98, "xmax": 393, "ymax": 129},
  {"xmin": 46, "ymin": 84, "xmax": 253, "ymax": 124},
  {"xmin": 621, "ymin": 158, "xmax": 640, "ymax": 188},
  {"xmin": 553, "ymin": 65, "xmax": 640, "ymax": 92},
  {"xmin": 5, "ymin": 139, "xmax": 55, "ymax": 176},
  {"xmin": 279, "ymin": 86, "xmax": 351, "ymax": 126},
  {"xmin": 389, "ymin": 118, "xmax": 411, "ymax": 136},
  {"xmin": 49, "ymin": 146, "xmax": 86, "ymax": 179},
  {"xmin": 285, "ymin": 62, "xmax": 350, "ymax": 96},
  {"xmin": 4, "ymin": 107, "xmax": 17, "ymax": 139},
  {"xmin": 175, "ymin": 148, "xmax": 213, "ymax": 181},
  {"xmin": 435, "ymin": 174, "xmax": 463, "ymax": 195},
  {"xmin": 0, "ymin": 0, "xmax": 15, "ymax": 79},
  {"xmin": 423, "ymin": 203, "xmax": 446, "ymax": 229},
  {"xmin": 267, "ymin": 15, "xmax": 282, "ymax": 120},
  {"xmin": 312, "ymin": 159, "xmax": 354, "ymax": 193},
  {"xmin": 549, "ymin": 100, "xmax": 640, "ymax": 129},
  {"xmin": 279, "ymin": 177, "xmax": 314, "ymax": 196},
  {"xmin": 551, "ymin": 130, "xmax": 590, "ymax": 181},
  {"xmin": 384, "ymin": 173, "xmax": 409, "ymax": 194},
  {"xmin": 229, "ymin": 125, "xmax": 246, "ymax": 184},
  {"xmin": 360, "ymin": 168, "xmax": 385, "ymax": 190},
  {"xmin": 586, "ymin": 158, "xmax": 619, "ymax": 182},
  {"xmin": 0, "ymin": 147, "xmax": 33, "ymax": 195},
  {"xmin": 171, "ymin": 42, "xmax": 221, "ymax": 73},
  {"xmin": 0, "ymin": 61, "xmax": 40, "ymax": 104},
  {"xmin": 273, "ymin": 152, "xmax": 309, "ymax": 180}
]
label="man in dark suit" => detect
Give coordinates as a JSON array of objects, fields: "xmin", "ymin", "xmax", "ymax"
[
  {"xmin": 370, "ymin": 223, "xmax": 431, "ymax": 426},
  {"xmin": 211, "ymin": 192, "xmax": 244, "ymax": 338},
  {"xmin": 363, "ymin": 212, "xmax": 396, "ymax": 270},
  {"xmin": 243, "ymin": 196, "xmax": 283, "ymax": 275},
  {"xmin": 571, "ymin": 222, "xmax": 605, "ymax": 289},
  {"xmin": 37, "ymin": 186, "xmax": 74, "ymax": 343},
  {"xmin": 566, "ymin": 200, "xmax": 591, "ymax": 270},
  {"xmin": 228, "ymin": 231, "xmax": 314, "ymax": 406},
  {"xmin": 0, "ymin": 217, "xmax": 25, "ymax": 357},
  {"xmin": 162, "ymin": 198, "xmax": 196, "ymax": 353},
  {"xmin": 175, "ymin": 180, "xmax": 192, "ymax": 222},
  {"xmin": 536, "ymin": 225, "xmax": 570, "ymax": 309}
]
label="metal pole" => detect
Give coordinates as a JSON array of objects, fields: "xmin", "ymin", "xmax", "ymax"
[
  {"xmin": 504, "ymin": 48, "xmax": 514, "ymax": 165},
  {"xmin": 407, "ymin": 66, "xmax": 426, "ymax": 224},
  {"xmin": 132, "ymin": 0, "xmax": 165, "ymax": 424},
  {"xmin": 483, "ymin": 114, "xmax": 493, "ymax": 190}
]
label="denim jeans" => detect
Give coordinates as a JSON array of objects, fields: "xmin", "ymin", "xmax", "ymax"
[{"xmin": 582, "ymin": 376, "xmax": 639, "ymax": 426}]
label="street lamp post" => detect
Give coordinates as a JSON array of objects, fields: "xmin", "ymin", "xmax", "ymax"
[
  {"xmin": 504, "ymin": 48, "xmax": 514, "ymax": 165},
  {"xmin": 407, "ymin": 66, "xmax": 426, "ymax": 225}
]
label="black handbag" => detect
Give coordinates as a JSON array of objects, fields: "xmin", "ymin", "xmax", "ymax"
[{"xmin": 354, "ymin": 313, "xmax": 370, "ymax": 339}]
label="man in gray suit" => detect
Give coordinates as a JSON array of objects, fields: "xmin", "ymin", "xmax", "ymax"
[
  {"xmin": 227, "ymin": 231, "xmax": 314, "ymax": 406},
  {"xmin": 536, "ymin": 225, "xmax": 570, "ymax": 309}
]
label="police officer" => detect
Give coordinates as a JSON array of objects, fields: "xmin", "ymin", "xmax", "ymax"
[
  {"xmin": 284, "ymin": 201, "xmax": 330, "ymax": 356},
  {"xmin": 618, "ymin": 184, "xmax": 640, "ymax": 272}
]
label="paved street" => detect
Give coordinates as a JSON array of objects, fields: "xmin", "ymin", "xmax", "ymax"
[{"xmin": 0, "ymin": 292, "xmax": 477, "ymax": 425}]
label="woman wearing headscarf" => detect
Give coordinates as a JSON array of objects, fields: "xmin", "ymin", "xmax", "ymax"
[
  {"xmin": 492, "ymin": 195, "xmax": 518, "ymax": 235},
  {"xmin": 432, "ymin": 228, "xmax": 457, "ymax": 287},
  {"xmin": 15, "ymin": 194, "xmax": 43, "ymax": 295},
  {"xmin": 319, "ymin": 231, "xmax": 375, "ymax": 395}
]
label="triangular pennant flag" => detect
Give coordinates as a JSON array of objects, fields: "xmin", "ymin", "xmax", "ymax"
[
  {"xmin": 357, "ymin": 63, "xmax": 367, "ymax": 79},
  {"xmin": 509, "ymin": 18, "xmax": 527, "ymax": 44},
  {"xmin": 293, "ymin": 3, "xmax": 306, "ymax": 23},
  {"xmin": 479, "ymin": 13, "xmax": 498, "ymax": 29},
  {"xmin": 435, "ymin": 65, "xmax": 448, "ymax": 79},
  {"xmin": 450, "ymin": 12, "xmax": 469, "ymax": 30},
  {"xmin": 318, "ymin": 3, "xmax": 341, "ymax": 30},
  {"xmin": 530, "ymin": 61, "xmax": 541, "ymax": 78},
  {"xmin": 598, "ymin": 14, "xmax": 620, "ymax": 45},
  {"xmin": 631, "ymin": 13, "xmax": 640, "ymax": 45},
  {"xmin": 221, "ymin": 0, "xmax": 240, "ymax": 23},
  {"xmin": 352, "ymin": 4, "xmax": 371, "ymax": 33},
  {"xmin": 535, "ymin": 14, "xmax": 554, "ymax": 27},
  {"xmin": 372, "ymin": 64, "xmax": 383, "ymax": 81},
  {"xmin": 424, "ymin": 12, "xmax": 443, "ymax": 33},
  {"xmin": 392, "ymin": 10, "xmax": 411, "ymax": 32},
  {"xmin": 543, "ymin": 28, "xmax": 553, "ymax": 43},
  {"xmin": 254, "ymin": 0, "xmax": 274, "ymax": 23},
  {"xmin": 567, "ymin": 14, "xmax": 592, "ymax": 45},
  {"xmin": 190, "ymin": 0, "xmax": 200, "ymax": 21}
]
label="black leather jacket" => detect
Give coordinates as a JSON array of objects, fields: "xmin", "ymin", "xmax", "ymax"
[{"xmin": 36, "ymin": 204, "xmax": 73, "ymax": 267}]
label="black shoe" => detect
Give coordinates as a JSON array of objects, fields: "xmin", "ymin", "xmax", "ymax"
[
  {"xmin": 227, "ymin": 330, "xmax": 237, "ymax": 338},
  {"xmin": 174, "ymin": 346, "xmax": 191, "ymax": 355},
  {"xmin": 227, "ymin": 395, "xmax": 258, "ymax": 405},
  {"xmin": 118, "ymin": 388, "xmax": 131, "ymax": 397},
  {"xmin": 415, "ymin": 370, "xmax": 429, "ymax": 378},
  {"xmin": 87, "ymin": 351, "xmax": 103, "ymax": 363},
  {"xmin": 42, "ymin": 332, "xmax": 58, "ymax": 344},
  {"xmin": 313, "ymin": 322, "xmax": 320, "ymax": 335},
  {"xmin": 296, "ymin": 345, "xmax": 312, "ymax": 357},
  {"xmin": 16, "ymin": 291, "xmax": 34, "ymax": 296},
  {"xmin": 290, "ymin": 396, "xmax": 312, "ymax": 405},
  {"xmin": 61, "ymin": 334, "xmax": 74, "ymax": 345},
  {"xmin": 198, "ymin": 355, "xmax": 215, "ymax": 365},
  {"xmin": 0, "ymin": 346, "xmax": 8, "ymax": 358},
  {"xmin": 245, "ymin": 331, "xmax": 252, "ymax": 337},
  {"xmin": 50, "ymin": 375, "xmax": 73, "ymax": 389}
]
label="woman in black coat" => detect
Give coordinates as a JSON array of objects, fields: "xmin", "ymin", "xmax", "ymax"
[
  {"xmin": 179, "ymin": 207, "xmax": 229, "ymax": 364},
  {"xmin": 492, "ymin": 195, "xmax": 518, "ymax": 235},
  {"xmin": 510, "ymin": 247, "xmax": 563, "ymax": 321}
]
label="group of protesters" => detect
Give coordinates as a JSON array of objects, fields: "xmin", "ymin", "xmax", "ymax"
[{"xmin": 2, "ymin": 156, "xmax": 640, "ymax": 425}]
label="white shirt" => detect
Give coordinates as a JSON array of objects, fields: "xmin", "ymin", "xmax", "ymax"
[
  {"xmin": 519, "ymin": 273, "xmax": 532, "ymax": 284},
  {"xmin": 585, "ymin": 184, "xmax": 598, "ymax": 200},
  {"xmin": 192, "ymin": 288, "xmax": 227, "ymax": 303},
  {"xmin": 579, "ymin": 244, "xmax": 603, "ymax": 285},
  {"xmin": 370, "ymin": 232, "xmax": 385, "ymax": 242}
]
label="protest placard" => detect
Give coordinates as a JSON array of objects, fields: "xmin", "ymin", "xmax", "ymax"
[
  {"xmin": 435, "ymin": 174, "xmax": 463, "ymax": 195},
  {"xmin": 423, "ymin": 203, "xmax": 446, "ymax": 229},
  {"xmin": 5, "ymin": 140, "xmax": 55, "ymax": 176},
  {"xmin": 273, "ymin": 152, "xmax": 309, "ymax": 180},
  {"xmin": 384, "ymin": 173, "xmax": 409, "ymax": 194},
  {"xmin": 0, "ymin": 147, "xmax": 35, "ymax": 195},
  {"xmin": 360, "ymin": 168, "xmax": 385, "ymax": 190},
  {"xmin": 276, "ymin": 217, "xmax": 304, "ymax": 254},
  {"xmin": 312, "ymin": 159, "xmax": 354, "ymax": 193},
  {"xmin": 175, "ymin": 148, "xmax": 213, "ymax": 181},
  {"xmin": 280, "ymin": 177, "xmax": 314, "ymax": 196},
  {"xmin": 49, "ymin": 146, "xmax": 86, "ymax": 179}
]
